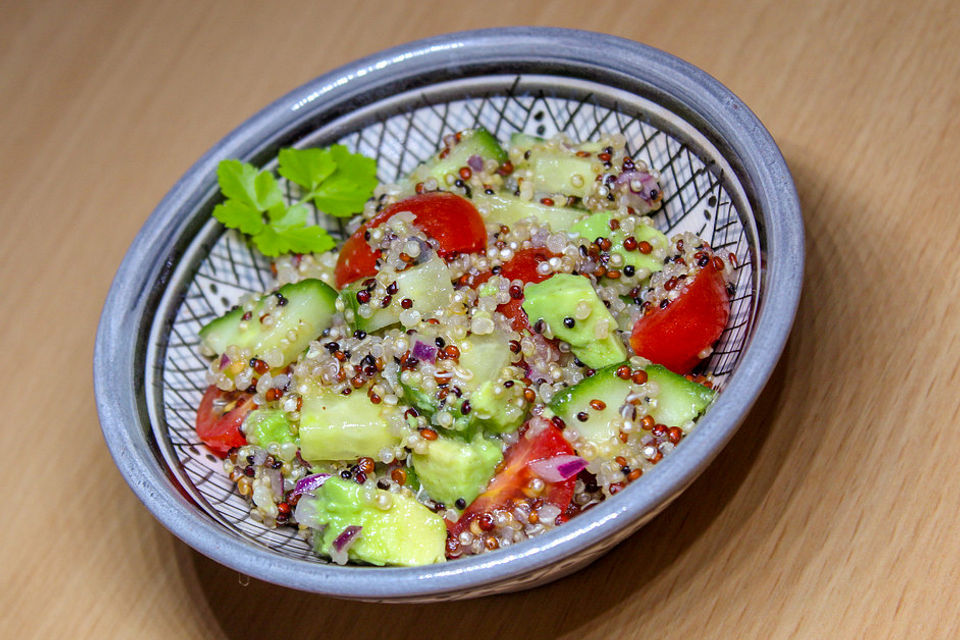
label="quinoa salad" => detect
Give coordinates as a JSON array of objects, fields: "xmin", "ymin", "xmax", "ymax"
[{"xmin": 194, "ymin": 129, "xmax": 735, "ymax": 566}]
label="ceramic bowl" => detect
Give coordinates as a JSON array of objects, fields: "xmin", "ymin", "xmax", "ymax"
[{"xmin": 95, "ymin": 27, "xmax": 803, "ymax": 601}]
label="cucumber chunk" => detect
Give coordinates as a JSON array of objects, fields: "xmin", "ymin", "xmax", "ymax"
[
  {"xmin": 527, "ymin": 151, "xmax": 598, "ymax": 198},
  {"xmin": 340, "ymin": 258, "xmax": 454, "ymax": 333},
  {"xmin": 299, "ymin": 385, "xmax": 404, "ymax": 461},
  {"xmin": 550, "ymin": 363, "xmax": 716, "ymax": 445},
  {"xmin": 199, "ymin": 278, "xmax": 337, "ymax": 366},
  {"xmin": 407, "ymin": 128, "xmax": 507, "ymax": 185},
  {"xmin": 473, "ymin": 192, "xmax": 586, "ymax": 232},
  {"xmin": 645, "ymin": 365, "xmax": 716, "ymax": 427}
]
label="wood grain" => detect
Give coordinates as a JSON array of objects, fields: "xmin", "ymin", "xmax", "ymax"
[{"xmin": 3, "ymin": 0, "xmax": 959, "ymax": 637}]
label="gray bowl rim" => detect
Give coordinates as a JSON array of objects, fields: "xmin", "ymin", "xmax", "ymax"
[{"xmin": 94, "ymin": 26, "xmax": 803, "ymax": 599}]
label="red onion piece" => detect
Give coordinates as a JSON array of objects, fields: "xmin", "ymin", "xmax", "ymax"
[
  {"xmin": 330, "ymin": 525, "xmax": 363, "ymax": 565},
  {"xmin": 529, "ymin": 455, "xmax": 587, "ymax": 483},
  {"xmin": 614, "ymin": 170, "xmax": 660, "ymax": 205},
  {"xmin": 293, "ymin": 473, "xmax": 330, "ymax": 497},
  {"xmin": 218, "ymin": 354, "xmax": 231, "ymax": 370},
  {"xmin": 412, "ymin": 340, "xmax": 438, "ymax": 363},
  {"xmin": 332, "ymin": 525, "xmax": 363, "ymax": 552},
  {"xmin": 467, "ymin": 154, "xmax": 484, "ymax": 171}
]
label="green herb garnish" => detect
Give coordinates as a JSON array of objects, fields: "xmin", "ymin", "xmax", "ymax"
[{"xmin": 213, "ymin": 145, "xmax": 377, "ymax": 257}]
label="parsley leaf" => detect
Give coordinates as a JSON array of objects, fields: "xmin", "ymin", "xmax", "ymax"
[
  {"xmin": 311, "ymin": 145, "xmax": 379, "ymax": 217},
  {"xmin": 213, "ymin": 145, "xmax": 377, "ymax": 257},
  {"xmin": 278, "ymin": 148, "xmax": 337, "ymax": 192},
  {"xmin": 213, "ymin": 200, "xmax": 265, "ymax": 235}
]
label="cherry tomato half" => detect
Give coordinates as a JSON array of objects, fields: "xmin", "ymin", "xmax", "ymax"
[
  {"xmin": 334, "ymin": 192, "xmax": 487, "ymax": 288},
  {"xmin": 195, "ymin": 385, "xmax": 256, "ymax": 457},
  {"xmin": 449, "ymin": 419, "xmax": 576, "ymax": 539},
  {"xmin": 630, "ymin": 262, "xmax": 730, "ymax": 374}
]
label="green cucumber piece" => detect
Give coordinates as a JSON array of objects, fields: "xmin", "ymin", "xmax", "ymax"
[
  {"xmin": 340, "ymin": 258, "xmax": 454, "ymax": 333},
  {"xmin": 550, "ymin": 363, "xmax": 716, "ymax": 445},
  {"xmin": 199, "ymin": 278, "xmax": 337, "ymax": 366},
  {"xmin": 645, "ymin": 365, "xmax": 716, "ymax": 427},
  {"xmin": 407, "ymin": 128, "xmax": 507, "ymax": 185},
  {"xmin": 509, "ymin": 133, "xmax": 544, "ymax": 153},
  {"xmin": 526, "ymin": 151, "xmax": 599, "ymax": 198},
  {"xmin": 472, "ymin": 192, "xmax": 586, "ymax": 232},
  {"xmin": 550, "ymin": 365, "xmax": 632, "ymax": 444},
  {"xmin": 299, "ymin": 386, "xmax": 404, "ymax": 461}
]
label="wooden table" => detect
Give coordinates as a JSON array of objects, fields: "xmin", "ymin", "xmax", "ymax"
[{"xmin": 4, "ymin": 0, "xmax": 959, "ymax": 637}]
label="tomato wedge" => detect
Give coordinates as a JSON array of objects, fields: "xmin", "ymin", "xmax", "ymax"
[
  {"xmin": 195, "ymin": 385, "xmax": 256, "ymax": 456},
  {"xmin": 334, "ymin": 192, "xmax": 486, "ymax": 288},
  {"xmin": 449, "ymin": 418, "xmax": 577, "ymax": 539},
  {"xmin": 630, "ymin": 261, "xmax": 730, "ymax": 374},
  {"xmin": 469, "ymin": 247, "xmax": 559, "ymax": 331}
]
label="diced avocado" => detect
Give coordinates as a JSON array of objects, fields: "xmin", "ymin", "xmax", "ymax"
[
  {"xmin": 340, "ymin": 258, "xmax": 454, "ymax": 332},
  {"xmin": 472, "ymin": 192, "xmax": 586, "ymax": 232},
  {"xmin": 407, "ymin": 128, "xmax": 507, "ymax": 185},
  {"xmin": 570, "ymin": 212, "xmax": 669, "ymax": 278},
  {"xmin": 469, "ymin": 381, "xmax": 526, "ymax": 434},
  {"xmin": 299, "ymin": 386, "xmax": 403, "ymax": 461},
  {"xmin": 199, "ymin": 278, "xmax": 337, "ymax": 366},
  {"xmin": 242, "ymin": 408, "xmax": 296, "ymax": 447},
  {"xmin": 412, "ymin": 436, "xmax": 503, "ymax": 507},
  {"xmin": 645, "ymin": 364, "xmax": 716, "ymax": 427},
  {"xmin": 311, "ymin": 477, "xmax": 446, "ymax": 566},
  {"xmin": 522, "ymin": 274, "xmax": 626, "ymax": 368},
  {"xmin": 550, "ymin": 363, "xmax": 716, "ymax": 445}
]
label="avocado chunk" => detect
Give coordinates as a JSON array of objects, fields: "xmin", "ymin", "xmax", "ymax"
[
  {"xmin": 412, "ymin": 436, "xmax": 503, "ymax": 507},
  {"xmin": 199, "ymin": 278, "xmax": 338, "ymax": 366},
  {"xmin": 299, "ymin": 386, "xmax": 403, "ymax": 462},
  {"xmin": 570, "ymin": 212, "xmax": 669, "ymax": 279},
  {"xmin": 469, "ymin": 381, "xmax": 526, "ymax": 434},
  {"xmin": 522, "ymin": 274, "xmax": 626, "ymax": 368},
  {"xmin": 473, "ymin": 192, "xmax": 586, "ymax": 233},
  {"xmin": 242, "ymin": 408, "xmax": 297, "ymax": 448},
  {"xmin": 550, "ymin": 363, "xmax": 716, "ymax": 445},
  {"xmin": 311, "ymin": 477, "xmax": 446, "ymax": 566}
]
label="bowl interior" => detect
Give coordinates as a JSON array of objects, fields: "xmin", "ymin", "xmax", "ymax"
[{"xmin": 146, "ymin": 73, "xmax": 760, "ymax": 562}]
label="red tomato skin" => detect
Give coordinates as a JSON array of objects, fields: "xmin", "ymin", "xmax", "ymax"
[
  {"xmin": 469, "ymin": 248, "xmax": 559, "ymax": 331},
  {"xmin": 333, "ymin": 193, "xmax": 486, "ymax": 288},
  {"xmin": 195, "ymin": 386, "xmax": 256, "ymax": 457},
  {"xmin": 499, "ymin": 247, "xmax": 558, "ymax": 283},
  {"xmin": 629, "ymin": 263, "xmax": 730, "ymax": 374},
  {"xmin": 449, "ymin": 420, "xmax": 576, "ymax": 538}
]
